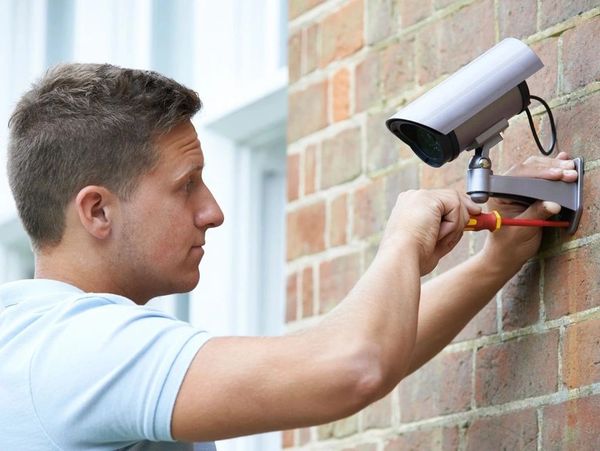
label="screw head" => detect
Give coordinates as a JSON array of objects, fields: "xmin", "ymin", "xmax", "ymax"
[{"xmin": 479, "ymin": 157, "xmax": 492, "ymax": 169}]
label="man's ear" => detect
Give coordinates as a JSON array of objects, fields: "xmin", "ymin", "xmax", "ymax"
[{"xmin": 74, "ymin": 186, "xmax": 117, "ymax": 240}]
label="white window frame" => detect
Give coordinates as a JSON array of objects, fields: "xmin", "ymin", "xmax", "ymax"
[{"xmin": 196, "ymin": 84, "xmax": 287, "ymax": 451}]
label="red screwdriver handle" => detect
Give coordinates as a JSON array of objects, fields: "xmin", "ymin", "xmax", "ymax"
[{"xmin": 465, "ymin": 211, "xmax": 501, "ymax": 232}]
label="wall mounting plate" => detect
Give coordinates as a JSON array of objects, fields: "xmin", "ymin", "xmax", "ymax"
[{"xmin": 562, "ymin": 156, "xmax": 584, "ymax": 235}]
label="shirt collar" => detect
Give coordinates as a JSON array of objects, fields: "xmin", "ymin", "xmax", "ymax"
[{"xmin": 0, "ymin": 278, "xmax": 84, "ymax": 309}]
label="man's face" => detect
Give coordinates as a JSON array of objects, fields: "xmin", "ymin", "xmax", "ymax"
[{"xmin": 113, "ymin": 120, "xmax": 224, "ymax": 302}]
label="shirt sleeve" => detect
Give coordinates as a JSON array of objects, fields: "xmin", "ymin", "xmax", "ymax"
[{"xmin": 28, "ymin": 294, "xmax": 211, "ymax": 449}]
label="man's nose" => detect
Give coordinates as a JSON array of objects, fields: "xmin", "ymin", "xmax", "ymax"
[{"xmin": 195, "ymin": 187, "xmax": 224, "ymax": 229}]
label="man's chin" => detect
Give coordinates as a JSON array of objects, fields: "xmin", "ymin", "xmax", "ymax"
[{"xmin": 176, "ymin": 268, "xmax": 200, "ymax": 293}]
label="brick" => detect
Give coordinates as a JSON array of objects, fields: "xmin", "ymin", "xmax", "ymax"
[
  {"xmin": 475, "ymin": 331, "xmax": 558, "ymax": 406},
  {"xmin": 332, "ymin": 413, "xmax": 359, "ymax": 438},
  {"xmin": 286, "ymin": 272, "xmax": 298, "ymax": 323},
  {"xmin": 304, "ymin": 143, "xmax": 317, "ymax": 195},
  {"xmin": 356, "ymin": 40, "xmax": 414, "ymax": 113},
  {"xmin": 288, "ymin": 79, "xmax": 328, "ymax": 142},
  {"xmin": 399, "ymin": 350, "xmax": 472, "ymax": 421},
  {"xmin": 305, "ymin": 23, "xmax": 319, "ymax": 74},
  {"xmin": 564, "ymin": 317, "xmax": 600, "ymax": 388},
  {"xmin": 362, "ymin": 392, "xmax": 393, "ymax": 430},
  {"xmin": 332, "ymin": 68, "xmax": 351, "ymax": 122},
  {"xmin": 435, "ymin": 234, "xmax": 469, "ymax": 274},
  {"xmin": 355, "ymin": 51, "xmax": 381, "ymax": 113},
  {"xmin": 384, "ymin": 426, "xmax": 459, "ymax": 450},
  {"xmin": 319, "ymin": 0, "xmax": 364, "ymax": 67},
  {"xmin": 298, "ymin": 427, "xmax": 311, "ymax": 445},
  {"xmin": 383, "ymin": 165, "xmax": 420, "ymax": 215},
  {"xmin": 447, "ymin": 177, "xmax": 467, "ymax": 195},
  {"xmin": 539, "ymin": 0, "xmax": 598, "ymax": 29},
  {"xmin": 301, "ymin": 266, "xmax": 314, "ymax": 318},
  {"xmin": 287, "ymin": 153, "xmax": 300, "ymax": 202},
  {"xmin": 561, "ymin": 15, "xmax": 600, "ymax": 93},
  {"xmin": 366, "ymin": 0, "xmax": 399, "ymax": 45},
  {"xmin": 453, "ymin": 296, "xmax": 497, "ymax": 342},
  {"xmin": 364, "ymin": 241, "xmax": 381, "ymax": 271},
  {"xmin": 501, "ymin": 260, "xmax": 540, "ymax": 331},
  {"xmin": 551, "ymin": 91, "xmax": 600, "ymax": 164},
  {"xmin": 317, "ymin": 421, "xmax": 334, "ymax": 440},
  {"xmin": 498, "ymin": 113, "xmax": 543, "ymax": 175},
  {"xmin": 379, "ymin": 40, "xmax": 415, "ymax": 99},
  {"xmin": 399, "ymin": 0, "xmax": 433, "ymax": 27},
  {"xmin": 289, "ymin": 0, "xmax": 326, "ymax": 20},
  {"xmin": 571, "ymin": 167, "xmax": 599, "ymax": 240},
  {"xmin": 321, "ymin": 126, "xmax": 362, "ymax": 189},
  {"xmin": 366, "ymin": 110, "xmax": 414, "ymax": 173},
  {"xmin": 498, "ymin": 0, "xmax": 537, "ymax": 40},
  {"xmin": 434, "ymin": 0, "xmax": 455, "ymax": 9},
  {"xmin": 465, "ymin": 409, "xmax": 538, "ymax": 451},
  {"xmin": 542, "ymin": 394, "xmax": 600, "ymax": 450},
  {"xmin": 318, "ymin": 414, "xmax": 359, "ymax": 440},
  {"xmin": 544, "ymin": 241, "xmax": 600, "ymax": 319},
  {"xmin": 528, "ymin": 37, "xmax": 559, "ymax": 101},
  {"xmin": 353, "ymin": 177, "xmax": 387, "ymax": 239},
  {"xmin": 470, "ymin": 227, "xmax": 487, "ymax": 255},
  {"xmin": 416, "ymin": 0, "xmax": 495, "ymax": 85},
  {"xmin": 342, "ymin": 444, "xmax": 377, "ymax": 451},
  {"xmin": 288, "ymin": 30, "xmax": 302, "ymax": 84},
  {"xmin": 329, "ymin": 193, "xmax": 348, "ymax": 247},
  {"xmin": 319, "ymin": 252, "xmax": 361, "ymax": 314},
  {"xmin": 287, "ymin": 201, "xmax": 326, "ymax": 260},
  {"xmin": 421, "ymin": 150, "xmax": 470, "ymax": 189},
  {"xmin": 282, "ymin": 429, "xmax": 294, "ymax": 448}
]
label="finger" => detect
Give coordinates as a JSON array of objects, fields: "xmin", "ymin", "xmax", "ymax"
[
  {"xmin": 516, "ymin": 200, "xmax": 561, "ymax": 220},
  {"xmin": 560, "ymin": 169, "xmax": 579, "ymax": 182},
  {"xmin": 437, "ymin": 191, "xmax": 463, "ymax": 241},
  {"xmin": 524, "ymin": 155, "xmax": 574, "ymax": 167},
  {"xmin": 509, "ymin": 163, "xmax": 577, "ymax": 181},
  {"xmin": 463, "ymin": 194, "xmax": 482, "ymax": 216}
]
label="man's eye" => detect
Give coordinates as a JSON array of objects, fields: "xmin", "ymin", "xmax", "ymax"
[{"xmin": 185, "ymin": 177, "xmax": 196, "ymax": 192}]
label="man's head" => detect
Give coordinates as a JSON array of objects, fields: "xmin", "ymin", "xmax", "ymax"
[
  {"xmin": 8, "ymin": 63, "xmax": 201, "ymax": 250},
  {"xmin": 7, "ymin": 63, "xmax": 224, "ymax": 302}
]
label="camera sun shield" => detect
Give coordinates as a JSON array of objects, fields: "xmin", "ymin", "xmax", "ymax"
[{"xmin": 386, "ymin": 37, "xmax": 543, "ymax": 167}]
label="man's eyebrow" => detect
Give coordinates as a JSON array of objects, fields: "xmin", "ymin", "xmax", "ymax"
[{"xmin": 174, "ymin": 164, "xmax": 204, "ymax": 182}]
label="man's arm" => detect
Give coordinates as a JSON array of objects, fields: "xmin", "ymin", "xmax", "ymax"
[
  {"xmin": 171, "ymin": 189, "xmax": 477, "ymax": 441},
  {"xmin": 171, "ymin": 154, "xmax": 576, "ymax": 441}
]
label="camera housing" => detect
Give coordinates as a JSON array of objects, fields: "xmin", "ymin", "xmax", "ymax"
[{"xmin": 386, "ymin": 37, "xmax": 543, "ymax": 167}]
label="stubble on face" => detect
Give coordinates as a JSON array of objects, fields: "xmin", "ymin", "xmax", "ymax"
[{"xmin": 108, "ymin": 125, "xmax": 206, "ymax": 303}]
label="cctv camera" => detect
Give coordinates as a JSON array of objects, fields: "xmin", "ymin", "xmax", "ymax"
[
  {"xmin": 385, "ymin": 37, "xmax": 584, "ymax": 234},
  {"xmin": 386, "ymin": 37, "xmax": 543, "ymax": 167}
]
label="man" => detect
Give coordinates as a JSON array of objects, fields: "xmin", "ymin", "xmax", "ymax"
[{"xmin": 0, "ymin": 64, "xmax": 578, "ymax": 449}]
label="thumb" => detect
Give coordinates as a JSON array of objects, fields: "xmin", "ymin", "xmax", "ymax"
[{"xmin": 516, "ymin": 200, "xmax": 562, "ymax": 220}]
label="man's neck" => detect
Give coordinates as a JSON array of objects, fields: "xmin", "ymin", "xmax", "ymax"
[{"xmin": 34, "ymin": 249, "xmax": 145, "ymax": 304}]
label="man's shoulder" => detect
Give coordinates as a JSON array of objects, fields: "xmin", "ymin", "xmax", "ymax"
[{"xmin": 0, "ymin": 278, "xmax": 177, "ymax": 321}]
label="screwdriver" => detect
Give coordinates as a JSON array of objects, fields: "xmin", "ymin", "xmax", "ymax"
[{"xmin": 465, "ymin": 210, "xmax": 570, "ymax": 232}]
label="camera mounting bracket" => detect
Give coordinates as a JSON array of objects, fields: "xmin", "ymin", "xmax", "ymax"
[{"xmin": 466, "ymin": 121, "xmax": 584, "ymax": 234}]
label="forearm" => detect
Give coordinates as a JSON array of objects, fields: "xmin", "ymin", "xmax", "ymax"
[
  {"xmin": 314, "ymin": 239, "xmax": 421, "ymax": 392},
  {"xmin": 406, "ymin": 250, "xmax": 521, "ymax": 374}
]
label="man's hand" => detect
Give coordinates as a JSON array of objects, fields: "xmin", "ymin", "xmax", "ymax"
[
  {"xmin": 382, "ymin": 189, "xmax": 482, "ymax": 275},
  {"xmin": 482, "ymin": 151, "xmax": 578, "ymax": 272}
]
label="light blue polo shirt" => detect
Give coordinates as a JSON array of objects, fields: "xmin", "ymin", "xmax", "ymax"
[{"xmin": 0, "ymin": 278, "xmax": 216, "ymax": 451}]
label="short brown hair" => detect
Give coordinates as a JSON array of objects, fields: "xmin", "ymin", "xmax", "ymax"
[{"xmin": 7, "ymin": 63, "xmax": 201, "ymax": 250}]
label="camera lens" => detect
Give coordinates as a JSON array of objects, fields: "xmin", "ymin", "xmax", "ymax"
[
  {"xmin": 386, "ymin": 121, "xmax": 459, "ymax": 167},
  {"xmin": 415, "ymin": 127, "xmax": 444, "ymax": 160}
]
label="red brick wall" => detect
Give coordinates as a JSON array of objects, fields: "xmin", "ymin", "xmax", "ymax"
[{"xmin": 285, "ymin": 1, "xmax": 600, "ymax": 449}]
